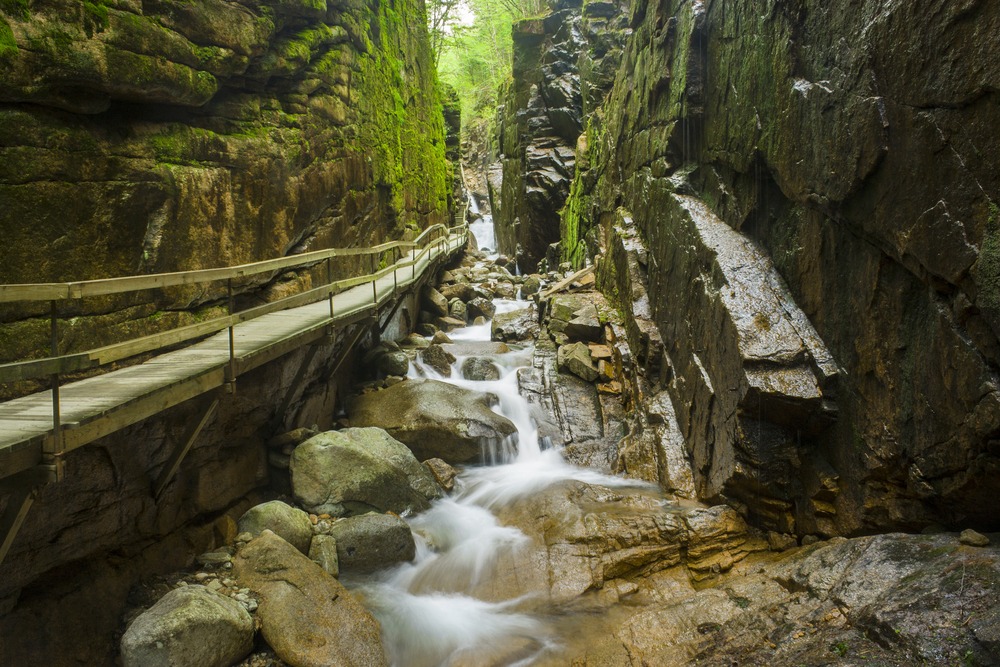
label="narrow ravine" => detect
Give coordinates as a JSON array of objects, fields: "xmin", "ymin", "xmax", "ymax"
[{"xmin": 347, "ymin": 220, "xmax": 646, "ymax": 666}]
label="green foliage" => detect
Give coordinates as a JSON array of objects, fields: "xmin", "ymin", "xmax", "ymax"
[{"xmin": 830, "ymin": 641, "xmax": 849, "ymax": 657}]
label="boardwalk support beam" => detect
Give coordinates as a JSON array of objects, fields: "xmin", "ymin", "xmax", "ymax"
[
  {"xmin": 0, "ymin": 483, "xmax": 39, "ymax": 566},
  {"xmin": 154, "ymin": 396, "xmax": 220, "ymax": 499}
]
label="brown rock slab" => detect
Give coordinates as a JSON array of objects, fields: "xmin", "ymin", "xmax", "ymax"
[
  {"xmin": 347, "ymin": 379, "xmax": 517, "ymax": 463},
  {"xmin": 423, "ymin": 457, "xmax": 458, "ymax": 492},
  {"xmin": 233, "ymin": 531, "xmax": 388, "ymax": 667}
]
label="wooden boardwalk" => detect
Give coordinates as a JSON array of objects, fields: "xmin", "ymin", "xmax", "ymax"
[{"xmin": 0, "ymin": 225, "xmax": 466, "ymax": 494}]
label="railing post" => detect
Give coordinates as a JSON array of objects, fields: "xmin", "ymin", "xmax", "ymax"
[
  {"xmin": 227, "ymin": 278, "xmax": 236, "ymax": 392},
  {"xmin": 393, "ymin": 247, "xmax": 398, "ymax": 296},
  {"xmin": 371, "ymin": 252, "xmax": 378, "ymax": 311},
  {"xmin": 46, "ymin": 299, "xmax": 64, "ymax": 481},
  {"xmin": 326, "ymin": 256, "xmax": 334, "ymax": 320}
]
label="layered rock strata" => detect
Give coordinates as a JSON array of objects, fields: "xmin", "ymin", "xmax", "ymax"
[{"xmin": 0, "ymin": 0, "xmax": 450, "ymax": 365}]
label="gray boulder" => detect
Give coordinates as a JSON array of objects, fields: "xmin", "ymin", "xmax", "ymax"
[
  {"xmin": 347, "ymin": 379, "xmax": 518, "ymax": 463},
  {"xmin": 467, "ymin": 297, "xmax": 497, "ymax": 320},
  {"xmin": 376, "ymin": 350, "xmax": 409, "ymax": 376},
  {"xmin": 329, "ymin": 513, "xmax": 416, "ymax": 574},
  {"xmin": 290, "ymin": 428, "xmax": 441, "ymax": 517},
  {"xmin": 462, "ymin": 357, "xmax": 501, "ymax": 381},
  {"xmin": 309, "ymin": 534, "xmax": 340, "ymax": 577},
  {"xmin": 563, "ymin": 303, "xmax": 602, "ymax": 342},
  {"xmin": 234, "ymin": 531, "xmax": 387, "ymax": 667},
  {"xmin": 121, "ymin": 586, "xmax": 254, "ymax": 667},
  {"xmin": 399, "ymin": 333, "xmax": 430, "ymax": 349},
  {"xmin": 237, "ymin": 500, "xmax": 313, "ymax": 554},
  {"xmin": 422, "ymin": 343, "xmax": 456, "ymax": 376},
  {"xmin": 449, "ymin": 298, "xmax": 468, "ymax": 322},
  {"xmin": 521, "ymin": 275, "xmax": 542, "ymax": 296},
  {"xmin": 440, "ymin": 283, "xmax": 478, "ymax": 302}
]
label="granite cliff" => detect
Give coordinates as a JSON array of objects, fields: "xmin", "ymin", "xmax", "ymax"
[{"xmin": 499, "ymin": 0, "xmax": 1000, "ymax": 535}]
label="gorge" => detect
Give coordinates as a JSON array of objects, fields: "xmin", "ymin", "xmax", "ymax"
[{"xmin": 0, "ymin": 0, "xmax": 998, "ymax": 664}]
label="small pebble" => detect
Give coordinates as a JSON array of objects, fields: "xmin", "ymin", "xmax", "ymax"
[{"xmin": 194, "ymin": 572, "xmax": 210, "ymax": 582}]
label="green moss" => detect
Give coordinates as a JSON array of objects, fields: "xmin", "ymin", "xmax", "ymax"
[
  {"xmin": 0, "ymin": 0, "xmax": 28, "ymax": 20},
  {"xmin": 83, "ymin": 0, "xmax": 110, "ymax": 38},
  {"xmin": 0, "ymin": 16, "xmax": 16, "ymax": 59}
]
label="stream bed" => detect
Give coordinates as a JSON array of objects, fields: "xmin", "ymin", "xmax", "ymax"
[{"xmin": 349, "ymin": 295, "xmax": 648, "ymax": 666}]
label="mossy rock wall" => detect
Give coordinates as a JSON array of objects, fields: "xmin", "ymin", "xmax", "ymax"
[
  {"xmin": 561, "ymin": 0, "xmax": 1000, "ymax": 534},
  {"xmin": 0, "ymin": 0, "xmax": 449, "ymax": 363}
]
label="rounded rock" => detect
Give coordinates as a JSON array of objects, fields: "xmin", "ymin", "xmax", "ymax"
[{"xmin": 237, "ymin": 501, "xmax": 313, "ymax": 554}]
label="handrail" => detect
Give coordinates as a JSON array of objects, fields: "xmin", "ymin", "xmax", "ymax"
[
  {"xmin": 0, "ymin": 223, "xmax": 466, "ymax": 384},
  {"xmin": 0, "ymin": 223, "xmax": 454, "ymax": 303}
]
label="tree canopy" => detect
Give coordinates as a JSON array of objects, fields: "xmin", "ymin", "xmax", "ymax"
[{"xmin": 427, "ymin": 0, "xmax": 545, "ymax": 129}]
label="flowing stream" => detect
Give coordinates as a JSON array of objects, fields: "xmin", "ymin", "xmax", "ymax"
[
  {"xmin": 468, "ymin": 195, "xmax": 498, "ymax": 254},
  {"xmin": 346, "ymin": 221, "xmax": 642, "ymax": 665}
]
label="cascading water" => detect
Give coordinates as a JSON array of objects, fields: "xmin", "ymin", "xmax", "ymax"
[
  {"xmin": 468, "ymin": 196, "xmax": 498, "ymax": 256},
  {"xmin": 347, "ymin": 293, "xmax": 649, "ymax": 666}
]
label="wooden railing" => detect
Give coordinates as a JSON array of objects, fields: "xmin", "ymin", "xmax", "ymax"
[
  {"xmin": 0, "ymin": 218, "xmax": 468, "ymax": 565},
  {"xmin": 0, "ymin": 223, "xmax": 461, "ymax": 384}
]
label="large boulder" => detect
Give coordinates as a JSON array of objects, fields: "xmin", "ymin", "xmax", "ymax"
[
  {"xmin": 492, "ymin": 306, "xmax": 539, "ymax": 342},
  {"xmin": 233, "ymin": 531, "xmax": 388, "ymax": 667},
  {"xmin": 347, "ymin": 379, "xmax": 518, "ymax": 463},
  {"xmin": 290, "ymin": 428, "xmax": 441, "ymax": 517},
  {"xmin": 467, "ymin": 296, "xmax": 497, "ymax": 321},
  {"xmin": 421, "ymin": 285, "xmax": 450, "ymax": 317},
  {"xmin": 120, "ymin": 586, "xmax": 254, "ymax": 667},
  {"xmin": 462, "ymin": 357, "xmax": 501, "ymax": 381},
  {"xmin": 328, "ymin": 513, "xmax": 416, "ymax": 574},
  {"xmin": 237, "ymin": 501, "xmax": 313, "ymax": 554},
  {"xmin": 440, "ymin": 283, "xmax": 478, "ymax": 302}
]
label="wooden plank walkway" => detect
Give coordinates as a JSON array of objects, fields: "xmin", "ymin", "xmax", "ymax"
[{"xmin": 0, "ymin": 229, "xmax": 466, "ymax": 485}]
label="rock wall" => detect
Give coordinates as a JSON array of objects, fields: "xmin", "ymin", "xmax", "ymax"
[
  {"xmin": 0, "ymin": 0, "xmax": 450, "ymax": 365},
  {"xmin": 0, "ymin": 0, "xmax": 451, "ymax": 661},
  {"xmin": 558, "ymin": 0, "xmax": 1000, "ymax": 535},
  {"xmin": 492, "ymin": 0, "xmax": 628, "ymax": 271}
]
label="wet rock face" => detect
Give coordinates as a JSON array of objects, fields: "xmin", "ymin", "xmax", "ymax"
[
  {"xmin": 492, "ymin": 1, "xmax": 629, "ymax": 271},
  {"xmin": 564, "ymin": 0, "xmax": 1000, "ymax": 534},
  {"xmin": 0, "ymin": 0, "xmax": 450, "ymax": 362},
  {"xmin": 547, "ymin": 532, "xmax": 1000, "ymax": 666}
]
